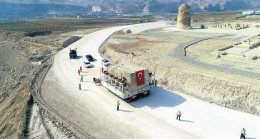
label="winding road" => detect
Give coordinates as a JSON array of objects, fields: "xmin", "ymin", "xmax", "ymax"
[
  {"xmin": 173, "ymin": 35, "xmax": 260, "ymax": 79},
  {"xmin": 33, "ymin": 22, "xmax": 260, "ymax": 139}
]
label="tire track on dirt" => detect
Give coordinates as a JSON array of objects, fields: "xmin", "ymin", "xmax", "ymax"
[{"xmin": 30, "ymin": 54, "xmax": 94, "ymax": 139}]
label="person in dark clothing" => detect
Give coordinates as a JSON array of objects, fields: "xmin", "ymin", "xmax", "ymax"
[
  {"xmin": 240, "ymin": 128, "xmax": 246, "ymax": 139},
  {"xmin": 80, "ymin": 75, "xmax": 83, "ymax": 82},
  {"xmin": 79, "ymin": 83, "xmax": 81, "ymax": 90},
  {"xmin": 117, "ymin": 101, "xmax": 120, "ymax": 111},
  {"xmin": 80, "ymin": 66, "xmax": 82, "ymax": 72}
]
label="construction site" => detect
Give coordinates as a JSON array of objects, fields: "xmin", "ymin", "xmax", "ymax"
[{"xmin": 0, "ymin": 3, "xmax": 260, "ymax": 139}]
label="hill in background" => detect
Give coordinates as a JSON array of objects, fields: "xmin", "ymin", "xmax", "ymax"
[{"xmin": 0, "ymin": 0, "xmax": 260, "ymax": 19}]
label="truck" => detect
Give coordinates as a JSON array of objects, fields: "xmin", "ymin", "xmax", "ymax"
[
  {"xmin": 69, "ymin": 48, "xmax": 77, "ymax": 59},
  {"xmin": 101, "ymin": 63, "xmax": 156, "ymax": 102}
]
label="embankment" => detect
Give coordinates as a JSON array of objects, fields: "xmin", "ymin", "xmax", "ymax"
[{"xmin": 101, "ymin": 45, "xmax": 260, "ymax": 116}]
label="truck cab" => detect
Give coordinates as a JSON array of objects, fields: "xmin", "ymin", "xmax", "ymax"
[{"xmin": 69, "ymin": 48, "xmax": 77, "ymax": 59}]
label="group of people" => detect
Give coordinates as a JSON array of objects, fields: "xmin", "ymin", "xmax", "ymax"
[
  {"xmin": 150, "ymin": 79, "xmax": 158, "ymax": 87},
  {"xmin": 78, "ymin": 66, "xmax": 82, "ymax": 76},
  {"xmin": 93, "ymin": 77, "xmax": 101, "ymax": 85},
  {"xmin": 78, "ymin": 66, "xmax": 102, "ymax": 90}
]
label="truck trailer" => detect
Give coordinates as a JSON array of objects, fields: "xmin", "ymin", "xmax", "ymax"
[{"xmin": 101, "ymin": 63, "xmax": 156, "ymax": 102}]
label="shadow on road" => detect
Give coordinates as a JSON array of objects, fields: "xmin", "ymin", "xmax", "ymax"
[
  {"xmin": 130, "ymin": 87, "xmax": 186, "ymax": 108},
  {"xmin": 190, "ymin": 27, "xmax": 205, "ymax": 30},
  {"xmin": 180, "ymin": 119, "xmax": 194, "ymax": 123},
  {"xmin": 73, "ymin": 56, "xmax": 83, "ymax": 59},
  {"xmin": 119, "ymin": 109, "xmax": 133, "ymax": 113}
]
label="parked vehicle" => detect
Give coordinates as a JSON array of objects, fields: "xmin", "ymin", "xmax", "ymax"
[
  {"xmin": 101, "ymin": 59, "xmax": 110, "ymax": 66},
  {"xmin": 84, "ymin": 61, "xmax": 93, "ymax": 68},
  {"xmin": 86, "ymin": 54, "xmax": 94, "ymax": 62},
  {"xmin": 69, "ymin": 48, "xmax": 77, "ymax": 59},
  {"xmin": 101, "ymin": 63, "xmax": 156, "ymax": 102},
  {"xmin": 126, "ymin": 29, "xmax": 132, "ymax": 33}
]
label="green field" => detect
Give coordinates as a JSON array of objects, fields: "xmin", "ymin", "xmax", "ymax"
[{"xmin": 0, "ymin": 18, "xmax": 148, "ymax": 32}]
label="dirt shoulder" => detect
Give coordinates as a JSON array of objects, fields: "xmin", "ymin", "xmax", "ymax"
[{"xmin": 0, "ymin": 71, "xmax": 33, "ymax": 138}]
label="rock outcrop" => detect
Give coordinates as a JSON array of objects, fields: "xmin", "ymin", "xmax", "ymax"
[{"xmin": 177, "ymin": 3, "xmax": 192, "ymax": 30}]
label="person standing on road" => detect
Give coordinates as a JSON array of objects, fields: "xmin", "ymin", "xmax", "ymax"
[
  {"xmin": 78, "ymin": 69, "xmax": 80, "ymax": 76},
  {"xmin": 80, "ymin": 75, "xmax": 83, "ymax": 82},
  {"xmin": 98, "ymin": 78, "xmax": 101, "ymax": 86},
  {"xmin": 80, "ymin": 66, "xmax": 82, "ymax": 72},
  {"xmin": 117, "ymin": 101, "xmax": 120, "ymax": 111},
  {"xmin": 155, "ymin": 80, "xmax": 158, "ymax": 87},
  {"xmin": 101, "ymin": 67, "xmax": 104, "ymax": 73},
  {"xmin": 240, "ymin": 128, "xmax": 246, "ymax": 139},
  {"xmin": 79, "ymin": 83, "xmax": 81, "ymax": 90},
  {"xmin": 176, "ymin": 111, "xmax": 181, "ymax": 121},
  {"xmin": 151, "ymin": 79, "xmax": 155, "ymax": 85}
]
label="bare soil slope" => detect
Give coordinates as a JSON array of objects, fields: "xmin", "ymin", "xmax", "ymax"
[{"xmin": 0, "ymin": 76, "xmax": 32, "ymax": 138}]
